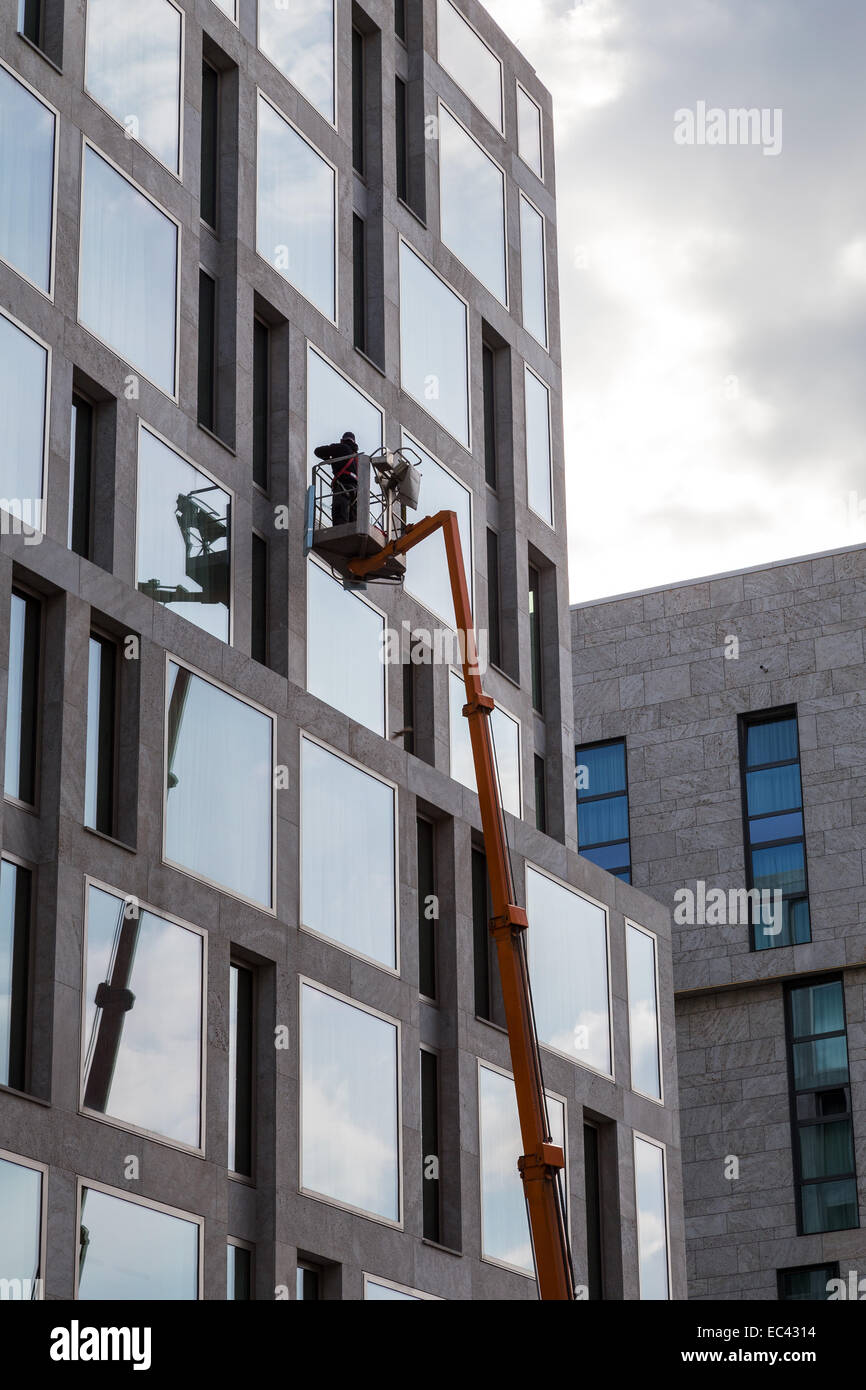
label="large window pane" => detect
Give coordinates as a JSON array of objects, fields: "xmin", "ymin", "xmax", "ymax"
[
  {"xmin": 307, "ymin": 346, "xmax": 383, "ymax": 481},
  {"xmin": 0, "ymin": 1154, "xmax": 42, "ymax": 1295},
  {"xmin": 136, "ymin": 427, "xmax": 231, "ymax": 642},
  {"xmin": 436, "ymin": 0, "xmax": 502, "ymax": 131},
  {"xmin": 525, "ymin": 866, "xmax": 611, "ymax": 1074},
  {"xmin": 300, "ymin": 983, "xmax": 400, "ymax": 1222},
  {"xmin": 165, "ymin": 662, "xmax": 273, "ymax": 908},
  {"xmin": 524, "ymin": 367, "xmax": 552, "ymax": 524},
  {"xmin": 745, "ymin": 764, "xmax": 801, "ymax": 816},
  {"xmin": 479, "ymin": 1063, "xmax": 564, "ymax": 1274},
  {"xmin": 801, "ymin": 1178, "xmax": 859, "ymax": 1235},
  {"xmin": 5, "ymin": 590, "xmax": 40, "ymax": 804},
  {"xmin": 402, "ymin": 433, "xmax": 472, "ymax": 626},
  {"xmin": 307, "ymin": 562, "xmax": 385, "ymax": 735},
  {"xmin": 634, "ymin": 1136, "xmax": 669, "ymax": 1299},
  {"xmin": 519, "ymin": 195, "xmax": 547, "ymax": 348},
  {"xmin": 258, "ymin": 0, "xmax": 335, "ymax": 123},
  {"xmin": 449, "ymin": 670, "xmax": 521, "ymax": 818},
  {"xmin": 0, "ymin": 312, "xmax": 48, "ymax": 529},
  {"xmin": 301, "ymin": 740, "xmax": 397, "ymax": 970},
  {"xmin": 746, "ymin": 717, "xmax": 798, "ymax": 766},
  {"xmin": 0, "ymin": 861, "xmax": 31, "ymax": 1090},
  {"xmin": 82, "ymin": 884, "xmax": 204, "ymax": 1148},
  {"xmin": 365, "ymin": 1279, "xmax": 423, "ymax": 1301},
  {"xmin": 78, "ymin": 1187, "xmax": 199, "ymax": 1299},
  {"xmin": 0, "ymin": 63, "xmax": 55, "ymax": 291},
  {"xmin": 791, "ymin": 980, "xmax": 845, "ymax": 1038},
  {"xmin": 85, "ymin": 0, "xmax": 182, "ymax": 172},
  {"xmin": 257, "ymin": 95, "xmax": 335, "ymax": 320},
  {"xmin": 399, "ymin": 242, "xmax": 469, "ymax": 448},
  {"xmin": 627, "ymin": 924, "xmax": 661, "ymax": 1101},
  {"xmin": 517, "ymin": 85, "xmax": 543, "ymax": 178},
  {"xmin": 438, "ymin": 107, "xmax": 506, "ymax": 304},
  {"xmin": 79, "ymin": 146, "xmax": 178, "ymax": 397}
]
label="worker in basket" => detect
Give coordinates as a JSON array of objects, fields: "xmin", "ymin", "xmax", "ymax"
[{"xmin": 314, "ymin": 431, "xmax": 358, "ymax": 526}]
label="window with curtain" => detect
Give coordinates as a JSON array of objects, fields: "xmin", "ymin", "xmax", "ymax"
[
  {"xmin": 300, "ymin": 982, "xmax": 400, "ymax": 1222},
  {"xmin": 258, "ymin": 0, "xmax": 335, "ymax": 123},
  {"xmin": 256, "ymin": 94, "xmax": 336, "ymax": 320},
  {"xmin": 0, "ymin": 1153, "xmax": 43, "ymax": 1295},
  {"xmin": 0, "ymin": 311, "xmax": 48, "ymax": 528},
  {"xmin": 438, "ymin": 106, "xmax": 507, "ymax": 304},
  {"xmin": 525, "ymin": 865, "xmax": 612, "ymax": 1074},
  {"xmin": 0, "ymin": 62, "xmax": 55, "ymax": 292},
  {"xmin": 519, "ymin": 194, "xmax": 548, "ymax": 348},
  {"xmin": 402, "ymin": 432, "xmax": 473, "ymax": 627},
  {"xmin": 399, "ymin": 241, "xmax": 470, "ymax": 448},
  {"xmin": 306, "ymin": 561, "xmax": 385, "ymax": 736},
  {"xmin": 786, "ymin": 978, "xmax": 858, "ymax": 1235},
  {"xmin": 436, "ymin": 0, "xmax": 503, "ymax": 131},
  {"xmin": 164, "ymin": 662, "xmax": 274, "ymax": 908},
  {"xmin": 79, "ymin": 146, "xmax": 179, "ymax": 397},
  {"xmin": 634, "ymin": 1135, "xmax": 670, "ymax": 1299},
  {"xmin": 449, "ymin": 670, "xmax": 521, "ymax": 818},
  {"xmin": 576, "ymin": 739, "xmax": 631, "ymax": 881},
  {"xmin": 300, "ymin": 738, "xmax": 397, "ymax": 970},
  {"xmin": 740, "ymin": 710, "xmax": 811, "ymax": 949},
  {"xmin": 78, "ymin": 1186, "xmax": 200, "ymax": 1299},
  {"xmin": 85, "ymin": 0, "xmax": 183, "ymax": 172}
]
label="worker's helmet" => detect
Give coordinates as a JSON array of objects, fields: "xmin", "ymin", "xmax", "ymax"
[{"xmin": 341, "ymin": 431, "xmax": 358, "ymax": 450}]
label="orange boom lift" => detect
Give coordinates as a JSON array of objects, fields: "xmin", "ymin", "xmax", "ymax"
[{"xmin": 307, "ymin": 449, "xmax": 575, "ymax": 1300}]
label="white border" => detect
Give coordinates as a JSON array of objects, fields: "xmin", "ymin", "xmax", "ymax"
[
  {"xmin": 632, "ymin": 1131, "xmax": 672, "ymax": 1301},
  {"xmin": 211, "ymin": 0, "xmax": 238, "ymax": 24},
  {"xmin": 437, "ymin": 101, "xmax": 508, "ymax": 308},
  {"xmin": 516, "ymin": 82, "xmax": 544, "ymax": 182},
  {"xmin": 518, "ymin": 191, "xmax": 549, "ymax": 351},
  {"xmin": 363, "ymin": 1272, "xmax": 442, "ymax": 1301},
  {"xmin": 74, "ymin": 1177, "xmax": 204, "ymax": 1299},
  {"xmin": 435, "ymin": 0, "xmax": 504, "ymax": 136},
  {"xmin": 523, "ymin": 362, "xmax": 554, "ymax": 529},
  {"xmin": 0, "ymin": 56, "xmax": 59, "ymax": 300},
  {"xmin": 0, "ymin": 1147, "xmax": 47, "ymax": 1298},
  {"xmin": 398, "ymin": 237, "xmax": 472, "ymax": 455},
  {"xmin": 0, "ymin": 304, "xmax": 51, "ymax": 536},
  {"xmin": 625, "ymin": 919, "xmax": 665, "ymax": 1105},
  {"xmin": 305, "ymin": 553, "xmax": 388, "ymax": 740}
]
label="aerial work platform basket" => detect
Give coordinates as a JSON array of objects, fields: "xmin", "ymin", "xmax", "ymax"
[{"xmin": 304, "ymin": 447, "xmax": 422, "ymax": 587}]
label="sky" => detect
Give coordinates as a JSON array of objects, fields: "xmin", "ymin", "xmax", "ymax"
[{"xmin": 483, "ymin": 0, "xmax": 866, "ymax": 602}]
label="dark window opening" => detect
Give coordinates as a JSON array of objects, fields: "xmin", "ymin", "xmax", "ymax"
[
  {"xmin": 417, "ymin": 817, "xmax": 436, "ymax": 999},
  {"xmin": 352, "ymin": 27, "xmax": 365, "ymax": 176},
  {"xmin": 227, "ymin": 1243, "xmax": 252, "ymax": 1300},
  {"xmin": 402, "ymin": 662, "xmax": 415, "ymax": 755},
  {"xmin": 740, "ymin": 709, "xmax": 811, "ymax": 950},
  {"xmin": 18, "ymin": 0, "xmax": 62, "ymax": 65},
  {"xmin": 69, "ymin": 395, "xmax": 94, "ymax": 558},
  {"xmin": 198, "ymin": 270, "xmax": 217, "ymax": 433},
  {"xmin": 297, "ymin": 1264, "xmax": 321, "ymax": 1300},
  {"xmin": 253, "ymin": 318, "xmax": 270, "ymax": 490},
  {"xmin": 528, "ymin": 563, "xmax": 543, "ymax": 713},
  {"xmin": 85, "ymin": 633, "xmax": 116, "ymax": 835},
  {"xmin": 534, "ymin": 754, "xmax": 547, "ymax": 835},
  {"xmin": 777, "ymin": 1263, "xmax": 839, "ymax": 1301},
  {"xmin": 421, "ymin": 1048, "xmax": 441, "ymax": 1243},
  {"xmin": 576, "ymin": 738, "xmax": 631, "ymax": 881},
  {"xmin": 201, "ymin": 61, "xmax": 219, "ymax": 228},
  {"xmin": 487, "ymin": 530, "xmax": 501, "ymax": 669},
  {"xmin": 584, "ymin": 1123, "xmax": 604, "ymax": 1300},
  {"xmin": 395, "ymin": 0, "xmax": 406, "ymax": 41},
  {"xmin": 0, "ymin": 858, "xmax": 31, "ymax": 1091},
  {"xmin": 395, "ymin": 76, "xmax": 408, "ymax": 203},
  {"xmin": 482, "ymin": 343, "xmax": 497, "ymax": 488},
  {"xmin": 472, "ymin": 847, "xmax": 504, "ymax": 1026},
  {"xmin": 251, "ymin": 533, "xmax": 268, "ymax": 666},
  {"xmin": 229, "ymin": 962, "xmax": 254, "ymax": 1177},
  {"xmin": 353, "ymin": 214, "xmax": 367, "ymax": 354}
]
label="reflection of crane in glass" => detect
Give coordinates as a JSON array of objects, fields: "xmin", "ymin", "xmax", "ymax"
[{"xmin": 139, "ymin": 486, "xmax": 230, "ymax": 608}]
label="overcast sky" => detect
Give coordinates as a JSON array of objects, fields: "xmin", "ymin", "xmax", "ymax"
[{"xmin": 484, "ymin": 0, "xmax": 866, "ymax": 601}]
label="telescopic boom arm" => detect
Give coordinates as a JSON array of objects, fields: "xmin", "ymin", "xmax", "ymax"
[{"xmin": 349, "ymin": 510, "xmax": 575, "ymax": 1301}]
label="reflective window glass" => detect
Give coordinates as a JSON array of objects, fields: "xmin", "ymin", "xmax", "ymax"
[
  {"xmin": 438, "ymin": 107, "xmax": 506, "ymax": 304},
  {"xmin": 449, "ymin": 670, "xmax": 520, "ymax": 818},
  {"xmin": 165, "ymin": 662, "xmax": 274, "ymax": 908},
  {"xmin": 79, "ymin": 146, "xmax": 179, "ymax": 397},
  {"xmin": 212, "ymin": 0, "xmax": 237, "ymax": 17},
  {"xmin": 257, "ymin": 95, "xmax": 336, "ymax": 319},
  {"xmin": 0, "ymin": 63, "xmax": 55, "ymax": 291},
  {"xmin": 78, "ymin": 1187, "xmax": 199, "ymax": 1299},
  {"xmin": 85, "ymin": 0, "xmax": 183, "ymax": 171},
  {"xmin": 402, "ymin": 433, "xmax": 472, "ymax": 627},
  {"xmin": 300, "ymin": 983, "xmax": 400, "ymax": 1222},
  {"xmin": 626, "ymin": 924, "xmax": 661, "ymax": 1100},
  {"xmin": 525, "ymin": 866, "xmax": 611, "ymax": 1073},
  {"xmin": 634, "ymin": 1136, "xmax": 669, "ymax": 1299},
  {"xmin": 258, "ymin": 0, "xmax": 335, "ymax": 123},
  {"xmin": 399, "ymin": 242, "xmax": 469, "ymax": 448},
  {"xmin": 307, "ymin": 562, "xmax": 385, "ymax": 736},
  {"xmin": 365, "ymin": 1278, "xmax": 429, "ymax": 1300},
  {"xmin": 4, "ymin": 591, "xmax": 40, "ymax": 804},
  {"xmin": 525, "ymin": 367, "xmax": 552, "ymax": 524},
  {"xmin": 517, "ymin": 85, "xmax": 543, "ymax": 178},
  {"xmin": 307, "ymin": 347, "xmax": 383, "ymax": 481},
  {"xmin": 436, "ymin": 0, "xmax": 502, "ymax": 130},
  {"xmin": 136, "ymin": 427, "xmax": 231, "ymax": 642},
  {"xmin": 0, "ymin": 312, "xmax": 48, "ymax": 529},
  {"xmin": 301, "ymin": 740, "xmax": 397, "ymax": 970},
  {"xmin": 0, "ymin": 1154, "xmax": 42, "ymax": 1294},
  {"xmin": 519, "ymin": 195, "xmax": 547, "ymax": 348},
  {"xmin": 83, "ymin": 883, "xmax": 204, "ymax": 1147}
]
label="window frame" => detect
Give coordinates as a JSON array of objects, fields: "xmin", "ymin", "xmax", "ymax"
[
  {"xmin": 298, "ymin": 975, "xmax": 404, "ymax": 1230},
  {"xmin": 632, "ymin": 1130, "xmax": 671, "ymax": 1301},
  {"xmin": 82, "ymin": 0, "xmax": 185, "ymax": 179},
  {"xmin": 575, "ymin": 736, "xmax": 632, "ymax": 882},
  {"xmin": 134, "ymin": 420, "xmax": 234, "ymax": 646},
  {"xmin": 74, "ymin": 1177, "xmax": 204, "ymax": 1300},
  {"xmin": 516, "ymin": 81, "xmax": 544, "ymax": 181},
  {"xmin": 298, "ymin": 731, "xmax": 400, "ymax": 976},
  {"xmin": 306, "ymin": 341, "xmax": 384, "ymax": 478},
  {"xmin": 305, "ymin": 552, "xmax": 389, "ymax": 738},
  {"xmin": 210, "ymin": 0, "xmax": 238, "ymax": 23},
  {"xmin": 228, "ymin": 956, "xmax": 257, "ymax": 1183},
  {"xmin": 0, "ymin": 305, "xmax": 51, "ymax": 537},
  {"xmin": 401, "ymin": 426, "xmax": 474, "ymax": 628},
  {"xmin": 435, "ymin": 0, "xmax": 504, "ymax": 136},
  {"xmin": 449, "ymin": 668, "xmax": 522, "ymax": 820},
  {"xmin": 226, "ymin": 1235, "xmax": 255, "ymax": 1299},
  {"xmin": 84, "ymin": 627, "xmax": 119, "ymax": 837},
  {"xmin": 625, "ymin": 919, "xmax": 664, "ymax": 1105},
  {"xmin": 0, "ymin": 1146, "xmax": 48, "ymax": 1298},
  {"xmin": 436, "ymin": 100, "xmax": 509, "ymax": 308},
  {"xmin": 0, "ymin": 852, "xmax": 35, "ymax": 1095},
  {"xmin": 524, "ymin": 363, "xmax": 554, "ymax": 528},
  {"xmin": 777, "ymin": 1261, "xmax": 840, "ymax": 1301},
  {"xmin": 398, "ymin": 236, "xmax": 472, "ymax": 454},
  {"xmin": 0, "ymin": 56, "xmax": 59, "ymax": 300},
  {"xmin": 161, "ymin": 653, "xmax": 277, "ymax": 915},
  {"xmin": 79, "ymin": 874, "xmax": 208, "ymax": 1156},
  {"xmin": 518, "ymin": 191, "xmax": 549, "ymax": 351},
  {"xmin": 4, "ymin": 583, "xmax": 45, "ymax": 811},
  {"xmin": 256, "ymin": 0, "xmax": 338, "ymax": 130},
  {"xmin": 363, "ymin": 1272, "xmax": 442, "ymax": 1300},
  {"xmin": 255, "ymin": 88, "xmax": 338, "ymax": 324},
  {"xmin": 78, "ymin": 137, "xmax": 182, "ymax": 403}
]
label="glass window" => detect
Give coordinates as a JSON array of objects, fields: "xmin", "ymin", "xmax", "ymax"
[
  {"xmin": 519, "ymin": 195, "xmax": 548, "ymax": 348},
  {"xmin": 528, "ymin": 563, "xmax": 543, "ymax": 711},
  {"xmin": 78, "ymin": 1186, "xmax": 199, "ymax": 1299},
  {"xmin": 0, "ymin": 311, "xmax": 48, "ymax": 531},
  {"xmin": 307, "ymin": 347, "xmax": 383, "ymax": 482},
  {"xmin": 257, "ymin": 96, "xmax": 335, "ymax": 320},
  {"xmin": 301, "ymin": 739, "xmax": 397, "ymax": 970},
  {"xmin": 69, "ymin": 395, "xmax": 94, "ymax": 556},
  {"xmin": 421, "ymin": 1048, "xmax": 440, "ymax": 1241},
  {"xmin": 525, "ymin": 866, "xmax": 611, "ymax": 1074},
  {"xmin": 436, "ymin": 0, "xmax": 502, "ymax": 131},
  {"xmin": 79, "ymin": 146, "xmax": 179, "ymax": 398},
  {"xmin": 517, "ymin": 85, "xmax": 543, "ymax": 178},
  {"xmin": 399, "ymin": 241, "xmax": 470, "ymax": 448},
  {"xmin": 253, "ymin": 319, "xmax": 270, "ymax": 489},
  {"xmin": 449, "ymin": 670, "xmax": 521, "ymax": 818},
  {"xmin": 479, "ymin": 1063, "xmax": 564, "ymax": 1275},
  {"xmin": 227, "ymin": 1243, "xmax": 252, "ymax": 1300},
  {"xmin": 136, "ymin": 427, "xmax": 231, "ymax": 642},
  {"xmin": 300, "ymin": 982, "xmax": 400, "ymax": 1223},
  {"xmin": 201, "ymin": 61, "xmax": 219, "ymax": 228},
  {"xmin": 576, "ymin": 739, "xmax": 631, "ymax": 882},
  {"xmin": 228, "ymin": 962, "xmax": 254, "ymax": 1175},
  {"xmin": 212, "ymin": 0, "xmax": 237, "ymax": 18},
  {"xmin": 0, "ymin": 861, "xmax": 31, "ymax": 1091},
  {"xmin": 365, "ymin": 1277, "xmax": 432, "ymax": 1300},
  {"xmin": 307, "ymin": 562, "xmax": 385, "ymax": 736},
  {"xmin": 0, "ymin": 1153, "xmax": 43, "ymax": 1296},
  {"xmin": 251, "ymin": 532, "xmax": 268, "ymax": 666},
  {"xmin": 296, "ymin": 1263, "xmax": 320, "ymax": 1300},
  {"xmin": 82, "ymin": 883, "xmax": 204, "ymax": 1148},
  {"xmin": 482, "ymin": 342, "xmax": 497, "ymax": 488},
  {"xmin": 258, "ymin": 0, "xmax": 335, "ymax": 124},
  {"xmin": 85, "ymin": 635, "xmax": 116, "ymax": 834},
  {"xmin": 634, "ymin": 1135, "xmax": 669, "ymax": 1299},
  {"xmin": 197, "ymin": 269, "xmax": 217, "ymax": 432},
  {"xmin": 778, "ymin": 1263, "xmax": 838, "ymax": 1301},
  {"xmin": 741, "ymin": 710, "xmax": 810, "ymax": 949},
  {"xmin": 0, "ymin": 62, "xmax": 55, "ymax": 292},
  {"xmin": 165, "ymin": 662, "xmax": 274, "ymax": 909},
  {"xmin": 402, "ymin": 433, "xmax": 472, "ymax": 626},
  {"xmin": 626, "ymin": 924, "xmax": 662, "ymax": 1101},
  {"xmin": 6, "ymin": 591, "xmax": 40, "ymax": 805},
  {"xmin": 525, "ymin": 367, "xmax": 552, "ymax": 524},
  {"xmin": 438, "ymin": 107, "xmax": 506, "ymax": 304},
  {"xmin": 85, "ymin": 0, "xmax": 183, "ymax": 172},
  {"xmin": 395, "ymin": 76, "xmax": 408, "ymax": 202}
]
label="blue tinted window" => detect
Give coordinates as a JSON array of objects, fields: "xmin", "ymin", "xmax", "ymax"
[
  {"xmin": 745, "ymin": 765, "xmax": 802, "ymax": 816},
  {"xmin": 578, "ymin": 796, "xmax": 628, "ymax": 847},
  {"xmin": 576, "ymin": 740, "xmax": 631, "ymax": 883},
  {"xmin": 578, "ymin": 743, "xmax": 625, "ymax": 797},
  {"xmin": 741, "ymin": 711, "xmax": 810, "ymax": 951},
  {"xmin": 792, "ymin": 1036, "xmax": 850, "ymax": 1091},
  {"xmin": 746, "ymin": 717, "xmax": 798, "ymax": 766},
  {"xmin": 749, "ymin": 811, "xmax": 803, "ymax": 844},
  {"xmin": 791, "ymin": 981, "xmax": 845, "ymax": 1038},
  {"xmin": 751, "ymin": 842, "xmax": 806, "ymax": 896},
  {"xmin": 583, "ymin": 843, "xmax": 630, "ymax": 873}
]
